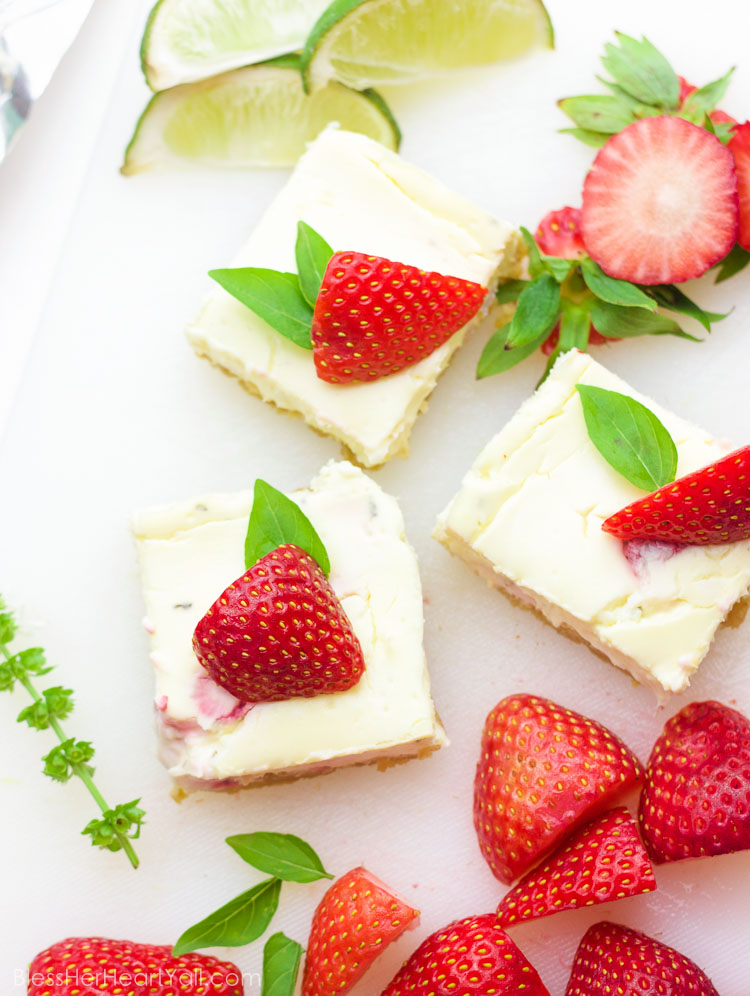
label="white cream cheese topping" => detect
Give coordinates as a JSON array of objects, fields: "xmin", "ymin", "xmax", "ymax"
[
  {"xmin": 186, "ymin": 126, "xmax": 523, "ymax": 467},
  {"xmin": 133, "ymin": 460, "xmax": 446, "ymax": 784},
  {"xmin": 435, "ymin": 350, "xmax": 750, "ymax": 694}
]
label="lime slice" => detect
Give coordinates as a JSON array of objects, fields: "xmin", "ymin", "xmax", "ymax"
[
  {"xmin": 122, "ymin": 57, "xmax": 400, "ymax": 174},
  {"xmin": 141, "ymin": 0, "xmax": 332, "ymax": 91},
  {"xmin": 301, "ymin": 0, "xmax": 553, "ymax": 92}
]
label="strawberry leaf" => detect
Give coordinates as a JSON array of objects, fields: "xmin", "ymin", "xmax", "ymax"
[
  {"xmin": 559, "ymin": 127, "xmax": 610, "ymax": 148},
  {"xmin": 495, "ymin": 279, "xmax": 529, "ymax": 304},
  {"xmin": 581, "ymin": 259, "xmax": 657, "ymax": 310},
  {"xmin": 577, "ymin": 384, "xmax": 678, "ymax": 491},
  {"xmin": 477, "ymin": 323, "xmax": 545, "ymax": 379},
  {"xmin": 715, "ymin": 243, "xmax": 750, "ymax": 283},
  {"xmin": 506, "ymin": 273, "xmax": 560, "ymax": 348},
  {"xmin": 295, "ymin": 221, "xmax": 334, "ymax": 308},
  {"xmin": 601, "ymin": 33, "xmax": 680, "ymax": 110},
  {"xmin": 262, "ymin": 933, "xmax": 304, "ymax": 996},
  {"xmin": 245, "ymin": 480, "xmax": 330, "ymax": 576},
  {"xmin": 641, "ymin": 284, "xmax": 728, "ymax": 331},
  {"xmin": 681, "ymin": 67, "xmax": 735, "ymax": 120},
  {"xmin": 558, "ymin": 95, "xmax": 635, "ymax": 134},
  {"xmin": 173, "ymin": 878, "xmax": 282, "ymax": 956},
  {"xmin": 226, "ymin": 831, "xmax": 333, "ymax": 883},
  {"xmin": 209, "ymin": 268, "xmax": 313, "ymax": 349},
  {"xmin": 589, "ymin": 300, "xmax": 699, "ymax": 340}
]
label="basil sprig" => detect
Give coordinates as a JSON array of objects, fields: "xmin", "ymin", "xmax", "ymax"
[
  {"xmin": 210, "ymin": 221, "xmax": 334, "ymax": 348},
  {"xmin": 245, "ymin": 479, "xmax": 331, "ymax": 576},
  {"xmin": 577, "ymin": 384, "xmax": 678, "ymax": 491},
  {"xmin": 173, "ymin": 830, "xmax": 330, "ymax": 957}
]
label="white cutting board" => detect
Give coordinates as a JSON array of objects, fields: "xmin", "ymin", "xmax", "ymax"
[{"xmin": 2, "ymin": 1, "xmax": 750, "ymax": 992}]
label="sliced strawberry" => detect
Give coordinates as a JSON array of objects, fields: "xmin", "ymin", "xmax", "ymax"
[
  {"xmin": 603, "ymin": 445, "xmax": 750, "ymax": 545},
  {"xmin": 193, "ymin": 543, "xmax": 364, "ymax": 703},
  {"xmin": 581, "ymin": 116, "xmax": 738, "ymax": 284},
  {"xmin": 496, "ymin": 807, "xmax": 655, "ymax": 926},
  {"xmin": 729, "ymin": 121, "xmax": 750, "ymax": 250},
  {"xmin": 301, "ymin": 867, "xmax": 419, "ymax": 996},
  {"xmin": 382, "ymin": 913, "xmax": 549, "ymax": 996},
  {"xmin": 311, "ymin": 251, "xmax": 487, "ymax": 384},
  {"xmin": 565, "ymin": 921, "xmax": 719, "ymax": 996},
  {"xmin": 535, "ymin": 206, "xmax": 586, "ymax": 259},
  {"xmin": 28, "ymin": 937, "xmax": 243, "ymax": 995},
  {"xmin": 474, "ymin": 695, "xmax": 643, "ymax": 884},
  {"xmin": 639, "ymin": 700, "xmax": 750, "ymax": 864}
]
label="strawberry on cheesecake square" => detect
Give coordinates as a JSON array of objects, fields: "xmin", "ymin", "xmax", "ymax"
[
  {"xmin": 187, "ymin": 126, "xmax": 523, "ymax": 468},
  {"xmin": 434, "ymin": 350, "xmax": 750, "ymax": 696},
  {"xmin": 133, "ymin": 459, "xmax": 447, "ymax": 787}
]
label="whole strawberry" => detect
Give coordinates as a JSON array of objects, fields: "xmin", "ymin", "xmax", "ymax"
[
  {"xmin": 474, "ymin": 695, "xmax": 642, "ymax": 884},
  {"xmin": 28, "ymin": 937, "xmax": 243, "ymax": 995},
  {"xmin": 496, "ymin": 807, "xmax": 655, "ymax": 926},
  {"xmin": 565, "ymin": 921, "xmax": 719, "ymax": 996},
  {"xmin": 603, "ymin": 445, "xmax": 750, "ymax": 545},
  {"xmin": 302, "ymin": 867, "xmax": 419, "ymax": 996},
  {"xmin": 639, "ymin": 700, "xmax": 750, "ymax": 863},
  {"xmin": 382, "ymin": 913, "xmax": 549, "ymax": 996},
  {"xmin": 312, "ymin": 251, "xmax": 487, "ymax": 383},
  {"xmin": 193, "ymin": 543, "xmax": 364, "ymax": 703}
]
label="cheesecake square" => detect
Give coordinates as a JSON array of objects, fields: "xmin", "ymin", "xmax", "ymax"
[
  {"xmin": 434, "ymin": 350, "xmax": 750, "ymax": 695},
  {"xmin": 133, "ymin": 460, "xmax": 447, "ymax": 787},
  {"xmin": 187, "ymin": 126, "xmax": 523, "ymax": 468}
]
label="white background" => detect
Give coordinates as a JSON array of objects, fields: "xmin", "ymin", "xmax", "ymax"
[{"xmin": 2, "ymin": 1, "xmax": 750, "ymax": 992}]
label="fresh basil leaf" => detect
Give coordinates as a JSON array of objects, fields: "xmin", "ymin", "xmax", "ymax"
[
  {"xmin": 577, "ymin": 384, "xmax": 678, "ymax": 491},
  {"xmin": 641, "ymin": 284, "xmax": 728, "ymax": 331},
  {"xmin": 506, "ymin": 273, "xmax": 561, "ymax": 348},
  {"xmin": 245, "ymin": 480, "xmax": 330, "ymax": 576},
  {"xmin": 209, "ymin": 268, "xmax": 313, "ymax": 350},
  {"xmin": 519, "ymin": 226, "xmax": 545, "ymax": 278},
  {"xmin": 715, "ymin": 243, "xmax": 750, "ymax": 283},
  {"xmin": 537, "ymin": 301, "xmax": 591, "ymax": 387},
  {"xmin": 295, "ymin": 221, "xmax": 334, "ymax": 308},
  {"xmin": 558, "ymin": 95, "xmax": 635, "ymax": 134},
  {"xmin": 262, "ymin": 933, "xmax": 304, "ymax": 996},
  {"xmin": 227, "ymin": 832, "xmax": 333, "ymax": 883},
  {"xmin": 519, "ymin": 227, "xmax": 573, "ymax": 282},
  {"xmin": 495, "ymin": 279, "xmax": 529, "ymax": 304},
  {"xmin": 681, "ymin": 67, "xmax": 735, "ymax": 119},
  {"xmin": 477, "ymin": 322, "xmax": 546, "ymax": 379},
  {"xmin": 589, "ymin": 300, "xmax": 699, "ymax": 340},
  {"xmin": 601, "ymin": 33, "xmax": 680, "ymax": 110},
  {"xmin": 559, "ymin": 127, "xmax": 610, "ymax": 148},
  {"xmin": 541, "ymin": 256, "xmax": 574, "ymax": 282},
  {"xmin": 581, "ymin": 259, "xmax": 656, "ymax": 310},
  {"xmin": 173, "ymin": 878, "xmax": 282, "ymax": 956}
]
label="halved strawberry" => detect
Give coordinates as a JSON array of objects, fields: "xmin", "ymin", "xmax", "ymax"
[
  {"xmin": 193, "ymin": 543, "xmax": 364, "ymax": 703},
  {"xmin": 301, "ymin": 867, "xmax": 419, "ymax": 996},
  {"xmin": 311, "ymin": 251, "xmax": 487, "ymax": 384},
  {"xmin": 565, "ymin": 922, "xmax": 719, "ymax": 996},
  {"xmin": 29, "ymin": 937, "xmax": 243, "ymax": 995},
  {"xmin": 729, "ymin": 121, "xmax": 750, "ymax": 250},
  {"xmin": 639, "ymin": 700, "xmax": 750, "ymax": 864},
  {"xmin": 382, "ymin": 914, "xmax": 549, "ymax": 996},
  {"xmin": 535, "ymin": 206, "xmax": 586, "ymax": 259},
  {"xmin": 496, "ymin": 807, "xmax": 655, "ymax": 927},
  {"xmin": 474, "ymin": 695, "xmax": 643, "ymax": 884},
  {"xmin": 581, "ymin": 116, "xmax": 738, "ymax": 284},
  {"xmin": 603, "ymin": 445, "xmax": 750, "ymax": 545}
]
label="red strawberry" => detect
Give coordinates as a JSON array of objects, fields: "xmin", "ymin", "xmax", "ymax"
[
  {"xmin": 535, "ymin": 206, "xmax": 586, "ymax": 259},
  {"xmin": 474, "ymin": 695, "xmax": 642, "ymax": 884},
  {"xmin": 565, "ymin": 921, "xmax": 719, "ymax": 996},
  {"xmin": 311, "ymin": 251, "xmax": 487, "ymax": 384},
  {"xmin": 382, "ymin": 914, "xmax": 549, "ymax": 996},
  {"xmin": 678, "ymin": 76, "xmax": 738, "ymax": 129},
  {"xmin": 639, "ymin": 700, "xmax": 750, "ymax": 863},
  {"xmin": 581, "ymin": 116, "xmax": 738, "ymax": 284},
  {"xmin": 28, "ymin": 937, "xmax": 242, "ymax": 995},
  {"xmin": 729, "ymin": 121, "xmax": 750, "ymax": 250},
  {"xmin": 603, "ymin": 445, "xmax": 750, "ymax": 545},
  {"xmin": 496, "ymin": 807, "xmax": 655, "ymax": 926},
  {"xmin": 193, "ymin": 543, "xmax": 364, "ymax": 703},
  {"xmin": 302, "ymin": 867, "xmax": 419, "ymax": 996}
]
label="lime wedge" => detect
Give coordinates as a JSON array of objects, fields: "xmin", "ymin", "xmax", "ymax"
[
  {"xmin": 122, "ymin": 57, "xmax": 400, "ymax": 174},
  {"xmin": 301, "ymin": 0, "xmax": 553, "ymax": 92},
  {"xmin": 141, "ymin": 0, "xmax": 332, "ymax": 91}
]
